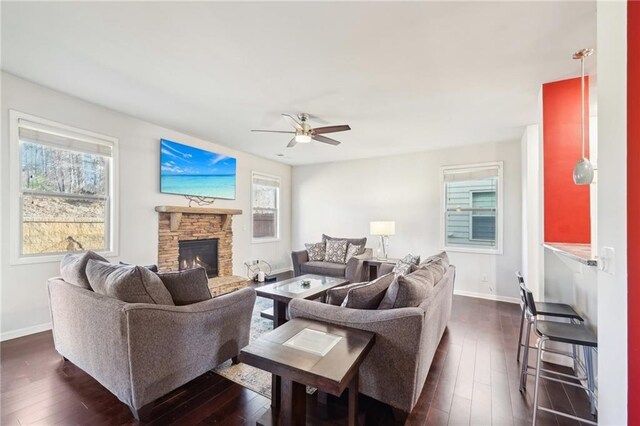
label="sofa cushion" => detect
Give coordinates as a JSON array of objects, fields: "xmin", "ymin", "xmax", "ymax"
[
  {"xmin": 378, "ymin": 268, "xmax": 435, "ymax": 309},
  {"xmin": 60, "ymin": 251, "xmax": 108, "ymax": 289},
  {"xmin": 300, "ymin": 261, "xmax": 347, "ymax": 277},
  {"xmin": 322, "ymin": 234, "xmax": 367, "ymax": 249},
  {"xmin": 305, "ymin": 242, "xmax": 326, "ymax": 261},
  {"xmin": 345, "ymin": 243, "xmax": 363, "ymax": 263},
  {"xmin": 325, "ymin": 239, "xmax": 348, "ymax": 264},
  {"xmin": 392, "ymin": 253, "xmax": 421, "ymax": 276},
  {"xmin": 157, "ymin": 267, "xmax": 211, "ymax": 305},
  {"xmin": 86, "ymin": 260, "xmax": 175, "ymax": 305},
  {"xmin": 326, "ymin": 281, "xmax": 368, "ymax": 306},
  {"xmin": 342, "ymin": 273, "xmax": 395, "ymax": 309}
]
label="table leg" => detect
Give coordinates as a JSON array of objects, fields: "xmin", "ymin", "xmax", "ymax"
[
  {"xmin": 348, "ymin": 372, "xmax": 359, "ymax": 426},
  {"xmin": 281, "ymin": 378, "xmax": 305, "ymax": 425},
  {"xmin": 273, "ymin": 300, "xmax": 288, "ymax": 328},
  {"xmin": 368, "ymin": 264, "xmax": 378, "ymax": 281},
  {"xmin": 271, "ymin": 374, "xmax": 281, "ymax": 410}
]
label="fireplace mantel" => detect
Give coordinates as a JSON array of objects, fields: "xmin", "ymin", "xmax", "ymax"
[{"xmin": 155, "ymin": 206, "xmax": 242, "ymax": 232}]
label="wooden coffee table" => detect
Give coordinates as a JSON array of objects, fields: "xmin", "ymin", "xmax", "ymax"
[
  {"xmin": 256, "ymin": 274, "xmax": 348, "ymax": 327},
  {"xmin": 239, "ymin": 318, "xmax": 375, "ymax": 426}
]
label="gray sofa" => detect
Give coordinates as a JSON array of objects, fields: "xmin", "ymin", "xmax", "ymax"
[
  {"xmin": 291, "ymin": 234, "xmax": 373, "ymax": 282},
  {"xmin": 47, "ymin": 277, "xmax": 256, "ymax": 419},
  {"xmin": 288, "ymin": 263, "xmax": 455, "ymax": 415}
]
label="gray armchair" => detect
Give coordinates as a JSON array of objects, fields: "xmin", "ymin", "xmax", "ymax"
[{"xmin": 47, "ymin": 278, "xmax": 256, "ymax": 419}]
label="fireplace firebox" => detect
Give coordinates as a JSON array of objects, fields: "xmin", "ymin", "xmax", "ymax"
[{"xmin": 178, "ymin": 238, "xmax": 219, "ymax": 278}]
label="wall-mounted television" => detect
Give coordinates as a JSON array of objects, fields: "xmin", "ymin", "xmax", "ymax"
[{"xmin": 160, "ymin": 139, "xmax": 237, "ymax": 200}]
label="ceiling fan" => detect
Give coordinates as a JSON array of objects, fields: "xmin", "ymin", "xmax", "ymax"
[{"xmin": 251, "ymin": 113, "xmax": 351, "ymax": 147}]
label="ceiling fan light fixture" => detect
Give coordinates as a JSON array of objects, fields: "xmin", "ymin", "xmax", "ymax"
[{"xmin": 294, "ymin": 134, "xmax": 312, "ymax": 143}]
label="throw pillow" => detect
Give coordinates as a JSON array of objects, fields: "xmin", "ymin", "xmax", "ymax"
[
  {"xmin": 342, "ymin": 273, "xmax": 395, "ymax": 309},
  {"xmin": 305, "ymin": 242, "xmax": 326, "ymax": 261},
  {"xmin": 322, "ymin": 234, "xmax": 367, "ymax": 249},
  {"xmin": 378, "ymin": 268, "xmax": 435, "ymax": 309},
  {"xmin": 392, "ymin": 253, "xmax": 421, "ymax": 276},
  {"xmin": 411, "ymin": 258, "xmax": 447, "ymax": 283},
  {"xmin": 345, "ymin": 243, "xmax": 363, "ymax": 263},
  {"xmin": 119, "ymin": 261, "xmax": 159, "ymax": 272},
  {"xmin": 420, "ymin": 251, "xmax": 450, "ymax": 269},
  {"xmin": 326, "ymin": 281, "xmax": 368, "ymax": 306},
  {"xmin": 157, "ymin": 267, "xmax": 212, "ymax": 305},
  {"xmin": 60, "ymin": 251, "xmax": 108, "ymax": 289},
  {"xmin": 86, "ymin": 260, "xmax": 175, "ymax": 305},
  {"xmin": 324, "ymin": 239, "xmax": 348, "ymax": 264}
]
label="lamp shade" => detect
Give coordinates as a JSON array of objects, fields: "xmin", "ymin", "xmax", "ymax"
[{"xmin": 370, "ymin": 221, "xmax": 395, "ymax": 236}]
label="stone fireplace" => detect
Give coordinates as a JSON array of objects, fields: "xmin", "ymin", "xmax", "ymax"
[{"xmin": 155, "ymin": 206, "xmax": 247, "ymax": 296}]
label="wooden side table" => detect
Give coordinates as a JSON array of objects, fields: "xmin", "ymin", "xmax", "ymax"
[
  {"xmin": 239, "ymin": 318, "xmax": 375, "ymax": 425},
  {"xmin": 363, "ymin": 258, "xmax": 398, "ymax": 280}
]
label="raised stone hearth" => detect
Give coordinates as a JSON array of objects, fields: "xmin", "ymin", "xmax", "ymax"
[{"xmin": 155, "ymin": 206, "xmax": 248, "ymax": 296}]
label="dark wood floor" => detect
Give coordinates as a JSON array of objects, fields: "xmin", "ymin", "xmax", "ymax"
[{"xmin": 0, "ymin": 295, "xmax": 595, "ymax": 425}]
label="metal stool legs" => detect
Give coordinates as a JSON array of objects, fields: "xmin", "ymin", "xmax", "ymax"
[
  {"xmin": 532, "ymin": 337, "xmax": 597, "ymax": 426},
  {"xmin": 517, "ymin": 306, "xmax": 525, "ymax": 362}
]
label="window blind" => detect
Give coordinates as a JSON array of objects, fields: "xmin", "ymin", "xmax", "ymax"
[{"xmin": 18, "ymin": 119, "xmax": 113, "ymax": 157}]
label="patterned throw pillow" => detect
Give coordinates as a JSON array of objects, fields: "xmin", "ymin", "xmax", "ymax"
[
  {"xmin": 305, "ymin": 242, "xmax": 326, "ymax": 261},
  {"xmin": 392, "ymin": 254, "xmax": 421, "ymax": 276},
  {"xmin": 345, "ymin": 243, "xmax": 363, "ymax": 263},
  {"xmin": 324, "ymin": 239, "xmax": 348, "ymax": 264}
]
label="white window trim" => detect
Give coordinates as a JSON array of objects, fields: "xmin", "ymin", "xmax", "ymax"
[
  {"xmin": 468, "ymin": 190, "xmax": 497, "ymax": 242},
  {"xmin": 9, "ymin": 110, "xmax": 119, "ymax": 265},
  {"xmin": 440, "ymin": 161, "xmax": 504, "ymax": 255},
  {"xmin": 250, "ymin": 171, "xmax": 280, "ymax": 244}
]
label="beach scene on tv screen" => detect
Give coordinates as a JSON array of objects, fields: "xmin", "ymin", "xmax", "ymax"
[{"xmin": 161, "ymin": 139, "xmax": 236, "ymax": 199}]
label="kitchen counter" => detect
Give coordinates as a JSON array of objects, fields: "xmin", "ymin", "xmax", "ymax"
[{"xmin": 544, "ymin": 243, "xmax": 597, "ymax": 267}]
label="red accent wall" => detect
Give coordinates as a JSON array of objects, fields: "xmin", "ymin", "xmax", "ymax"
[
  {"xmin": 629, "ymin": 0, "xmax": 640, "ymax": 422},
  {"xmin": 543, "ymin": 77, "xmax": 591, "ymax": 243}
]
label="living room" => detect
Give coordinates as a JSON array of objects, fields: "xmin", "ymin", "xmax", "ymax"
[{"xmin": 1, "ymin": 1, "xmax": 637, "ymax": 425}]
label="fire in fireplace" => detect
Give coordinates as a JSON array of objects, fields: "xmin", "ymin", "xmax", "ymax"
[{"xmin": 178, "ymin": 238, "xmax": 219, "ymax": 278}]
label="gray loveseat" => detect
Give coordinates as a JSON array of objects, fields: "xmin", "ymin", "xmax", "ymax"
[
  {"xmin": 47, "ymin": 276, "xmax": 256, "ymax": 419},
  {"xmin": 288, "ymin": 262, "xmax": 455, "ymax": 416},
  {"xmin": 291, "ymin": 234, "xmax": 373, "ymax": 282}
]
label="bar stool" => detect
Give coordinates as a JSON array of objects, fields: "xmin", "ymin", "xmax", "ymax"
[
  {"xmin": 521, "ymin": 287, "xmax": 597, "ymax": 425},
  {"xmin": 515, "ymin": 272, "xmax": 584, "ymax": 368}
]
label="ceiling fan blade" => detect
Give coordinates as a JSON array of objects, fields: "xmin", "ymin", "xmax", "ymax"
[
  {"xmin": 251, "ymin": 130, "xmax": 296, "ymax": 134},
  {"xmin": 312, "ymin": 135, "xmax": 341, "ymax": 146},
  {"xmin": 306, "ymin": 113, "xmax": 330, "ymax": 125},
  {"xmin": 287, "ymin": 137, "xmax": 297, "ymax": 148},
  {"xmin": 311, "ymin": 125, "xmax": 351, "ymax": 135},
  {"xmin": 282, "ymin": 114, "xmax": 303, "ymax": 130}
]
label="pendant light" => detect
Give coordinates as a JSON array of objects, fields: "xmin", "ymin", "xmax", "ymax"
[{"xmin": 572, "ymin": 48, "xmax": 595, "ymax": 185}]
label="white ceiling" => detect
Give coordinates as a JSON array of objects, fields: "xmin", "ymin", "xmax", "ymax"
[{"xmin": 2, "ymin": 1, "xmax": 596, "ymax": 165}]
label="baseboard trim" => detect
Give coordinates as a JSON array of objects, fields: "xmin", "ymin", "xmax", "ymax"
[
  {"xmin": 1, "ymin": 322, "xmax": 52, "ymax": 342},
  {"xmin": 453, "ymin": 289, "xmax": 519, "ymax": 304},
  {"xmin": 270, "ymin": 267, "xmax": 293, "ymax": 275}
]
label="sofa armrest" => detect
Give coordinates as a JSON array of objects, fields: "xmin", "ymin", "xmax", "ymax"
[
  {"xmin": 291, "ymin": 250, "xmax": 308, "ymax": 276},
  {"xmin": 123, "ymin": 287, "xmax": 256, "ymax": 409},
  {"xmin": 345, "ymin": 248, "xmax": 373, "ymax": 282},
  {"xmin": 379, "ymin": 262, "xmax": 395, "ymax": 276},
  {"xmin": 47, "ymin": 278, "xmax": 133, "ymax": 407}
]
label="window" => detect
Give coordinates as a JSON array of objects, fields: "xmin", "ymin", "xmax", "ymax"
[
  {"xmin": 10, "ymin": 111, "xmax": 118, "ymax": 263},
  {"xmin": 442, "ymin": 162, "xmax": 502, "ymax": 254},
  {"xmin": 251, "ymin": 172, "xmax": 280, "ymax": 241}
]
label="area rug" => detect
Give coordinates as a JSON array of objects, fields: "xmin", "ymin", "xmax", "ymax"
[{"xmin": 212, "ymin": 296, "xmax": 274, "ymax": 398}]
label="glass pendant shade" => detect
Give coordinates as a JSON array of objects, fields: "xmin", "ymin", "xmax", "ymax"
[{"xmin": 573, "ymin": 158, "xmax": 595, "ymax": 185}]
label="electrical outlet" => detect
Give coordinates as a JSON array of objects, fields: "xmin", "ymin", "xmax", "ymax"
[
  {"xmin": 598, "ymin": 247, "xmax": 615, "ymax": 275},
  {"xmin": 481, "ymin": 274, "xmax": 488, "ymax": 283}
]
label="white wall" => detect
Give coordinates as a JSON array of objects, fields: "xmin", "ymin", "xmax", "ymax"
[
  {"xmin": 292, "ymin": 140, "xmax": 522, "ymax": 301},
  {"xmin": 595, "ymin": 1, "xmax": 628, "ymax": 422},
  {"xmin": 0, "ymin": 73, "xmax": 292, "ymax": 340}
]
